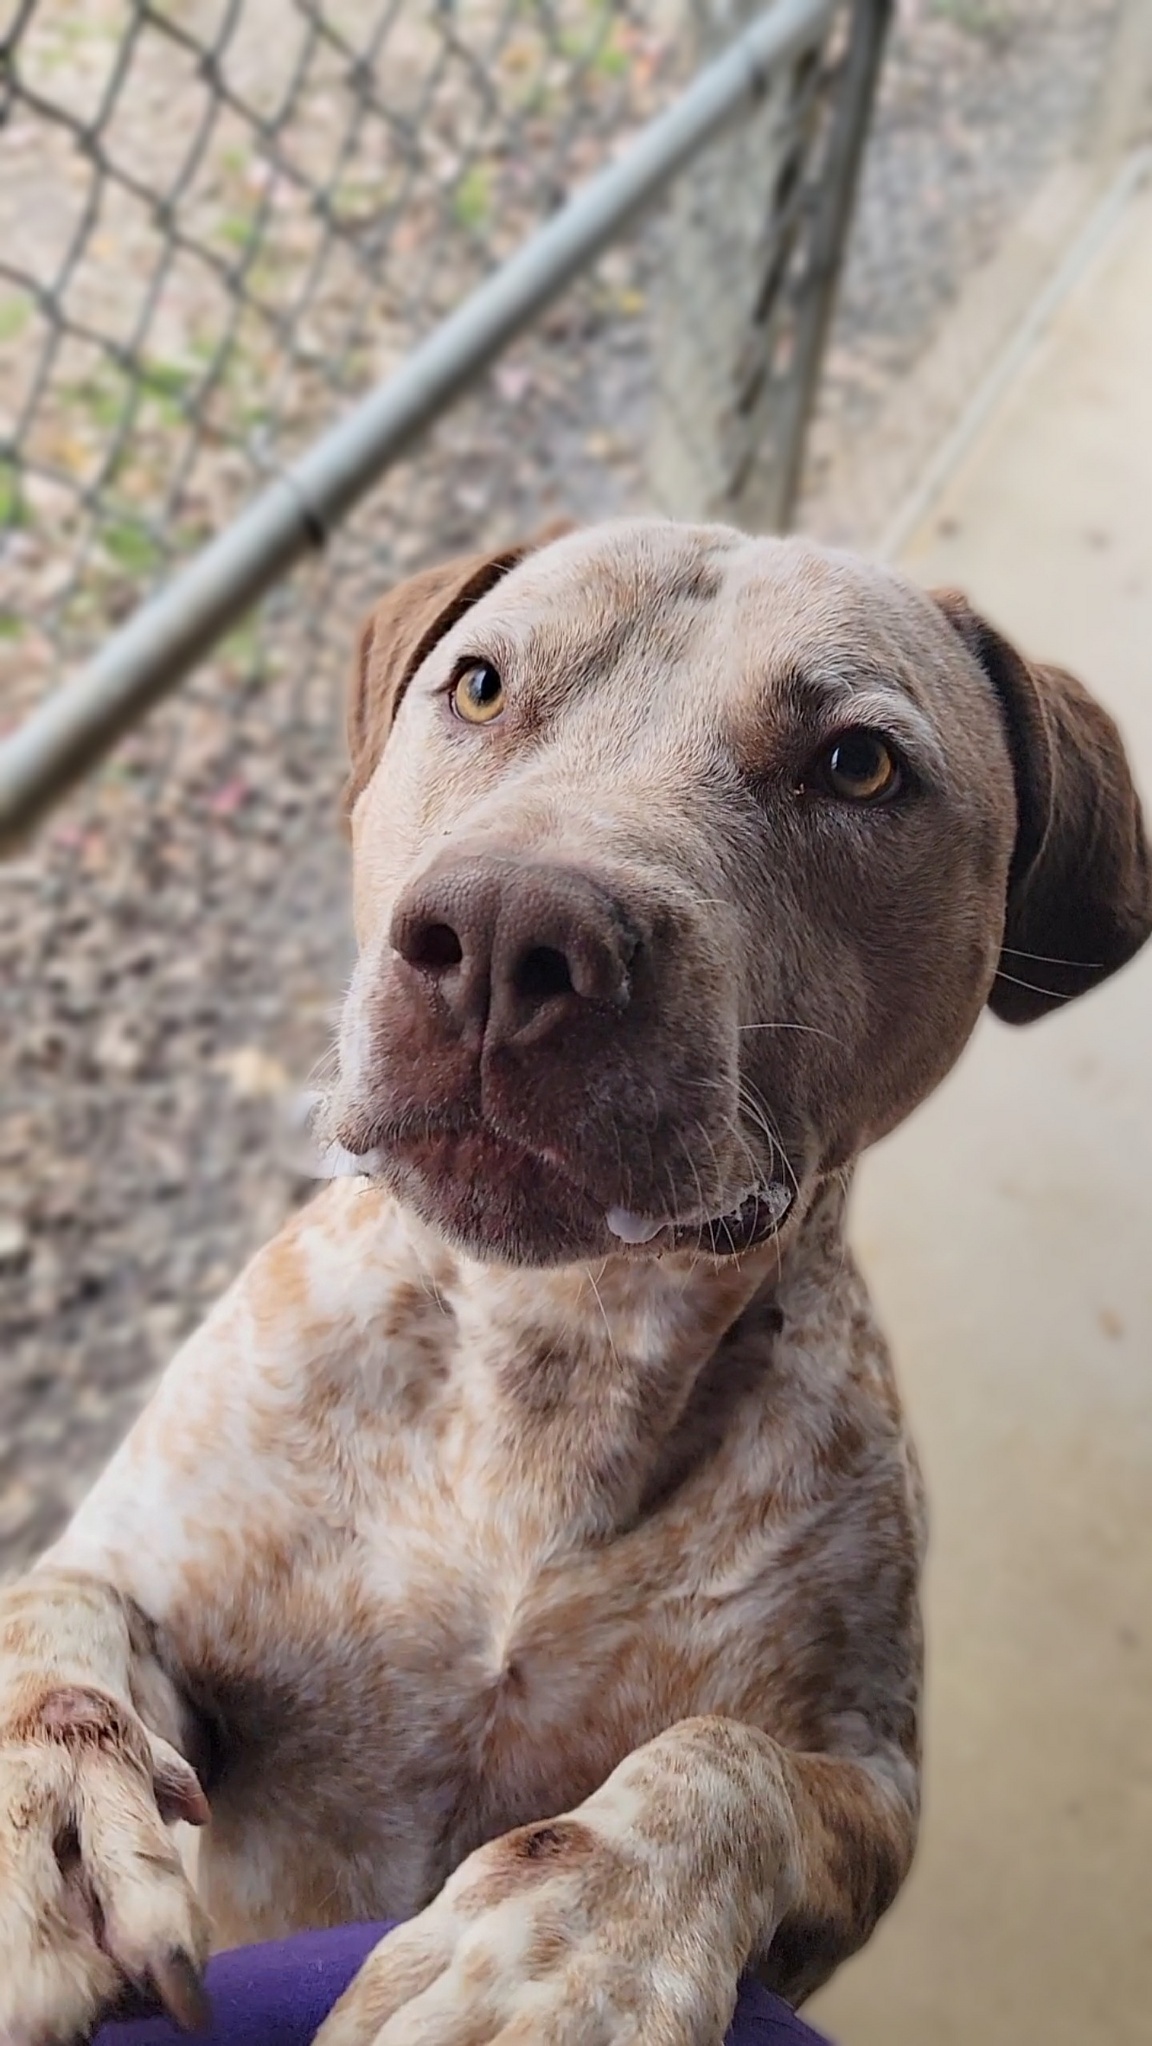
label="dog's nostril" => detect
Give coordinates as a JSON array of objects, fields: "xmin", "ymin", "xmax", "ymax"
[
  {"xmin": 514, "ymin": 945, "xmax": 574, "ymax": 1005},
  {"xmin": 407, "ymin": 921, "xmax": 464, "ymax": 973}
]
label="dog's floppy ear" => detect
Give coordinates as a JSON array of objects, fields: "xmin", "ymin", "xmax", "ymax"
[
  {"xmin": 344, "ymin": 526, "xmax": 571, "ymax": 816},
  {"xmin": 933, "ymin": 589, "xmax": 1152, "ymax": 1023}
]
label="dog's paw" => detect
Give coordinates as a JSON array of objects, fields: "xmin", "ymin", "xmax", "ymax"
[
  {"xmin": 314, "ymin": 1816, "xmax": 740, "ymax": 2046},
  {"xmin": 0, "ymin": 1684, "xmax": 210, "ymax": 2046}
]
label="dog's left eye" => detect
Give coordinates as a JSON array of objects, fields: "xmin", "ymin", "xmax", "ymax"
[
  {"xmin": 807, "ymin": 729, "xmax": 903, "ymax": 804},
  {"xmin": 452, "ymin": 661, "xmax": 505, "ymax": 725}
]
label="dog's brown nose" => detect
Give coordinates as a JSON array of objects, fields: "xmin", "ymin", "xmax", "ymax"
[{"xmin": 390, "ymin": 857, "xmax": 638, "ymax": 1050}]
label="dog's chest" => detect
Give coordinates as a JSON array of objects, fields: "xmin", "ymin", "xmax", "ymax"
[
  {"xmin": 197, "ymin": 1475, "xmax": 708, "ymax": 1937},
  {"xmin": 193, "ymin": 1315, "xmax": 737, "ymax": 1938}
]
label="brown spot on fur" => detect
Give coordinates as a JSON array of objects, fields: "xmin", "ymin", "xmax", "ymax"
[
  {"xmin": 0, "ymin": 1616, "xmax": 37, "ymax": 1657},
  {"xmin": 523, "ymin": 1920, "xmax": 575, "ymax": 1977},
  {"xmin": 10, "ymin": 1683, "xmax": 152, "ymax": 1774},
  {"xmin": 251, "ymin": 1230, "xmax": 313, "ymax": 1325},
  {"xmin": 497, "ymin": 1335, "xmax": 579, "ymax": 1416},
  {"xmin": 458, "ymin": 1820, "xmax": 603, "ymax": 1915},
  {"xmin": 511, "ymin": 1820, "xmax": 594, "ymax": 1862},
  {"xmin": 458, "ymin": 1943, "xmax": 500, "ymax": 1992},
  {"xmin": 38, "ymin": 1686, "xmax": 121, "ymax": 1735},
  {"xmin": 818, "ymin": 1407, "xmax": 870, "ymax": 1481},
  {"xmin": 665, "ymin": 556, "xmax": 724, "ymax": 604}
]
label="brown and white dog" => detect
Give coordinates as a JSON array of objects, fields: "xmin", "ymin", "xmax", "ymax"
[{"xmin": 1, "ymin": 520, "xmax": 1149, "ymax": 2046}]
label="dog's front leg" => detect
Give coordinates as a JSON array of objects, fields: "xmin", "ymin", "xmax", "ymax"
[
  {"xmin": 0, "ymin": 1567, "xmax": 210, "ymax": 2045},
  {"xmin": 315, "ymin": 1715, "xmax": 916, "ymax": 2046}
]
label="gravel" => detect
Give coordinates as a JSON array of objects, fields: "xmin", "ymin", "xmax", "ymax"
[{"xmin": 0, "ymin": 0, "xmax": 1123, "ymax": 1577}]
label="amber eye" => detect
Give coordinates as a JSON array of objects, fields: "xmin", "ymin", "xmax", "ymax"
[
  {"xmin": 451, "ymin": 661, "xmax": 505, "ymax": 724},
  {"xmin": 818, "ymin": 729, "xmax": 901, "ymax": 803}
]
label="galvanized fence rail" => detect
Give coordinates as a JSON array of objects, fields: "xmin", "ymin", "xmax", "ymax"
[{"xmin": 0, "ymin": 0, "xmax": 890, "ymax": 843}]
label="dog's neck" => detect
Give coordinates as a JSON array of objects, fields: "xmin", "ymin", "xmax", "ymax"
[{"xmin": 394, "ymin": 1177, "xmax": 850, "ymax": 1545}]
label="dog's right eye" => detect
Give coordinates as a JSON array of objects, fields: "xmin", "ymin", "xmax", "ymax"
[{"xmin": 451, "ymin": 661, "xmax": 505, "ymax": 725}]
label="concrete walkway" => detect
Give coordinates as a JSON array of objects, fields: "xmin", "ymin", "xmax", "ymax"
[{"xmin": 809, "ymin": 164, "xmax": 1152, "ymax": 2046}]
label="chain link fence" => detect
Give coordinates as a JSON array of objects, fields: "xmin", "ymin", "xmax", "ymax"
[
  {"xmin": 0, "ymin": 0, "xmax": 889, "ymax": 1569},
  {"xmin": 0, "ymin": 1, "xmax": 674, "ymax": 696}
]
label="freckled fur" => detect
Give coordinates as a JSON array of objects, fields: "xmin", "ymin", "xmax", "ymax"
[{"xmin": 0, "ymin": 519, "xmax": 1148, "ymax": 2044}]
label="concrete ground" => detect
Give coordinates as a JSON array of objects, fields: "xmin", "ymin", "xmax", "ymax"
[{"xmin": 809, "ymin": 163, "xmax": 1152, "ymax": 2045}]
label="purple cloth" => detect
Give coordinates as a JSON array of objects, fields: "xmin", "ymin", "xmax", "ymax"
[{"xmin": 97, "ymin": 1921, "xmax": 833, "ymax": 2044}]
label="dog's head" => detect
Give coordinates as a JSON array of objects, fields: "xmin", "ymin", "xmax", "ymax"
[{"xmin": 327, "ymin": 519, "xmax": 1151, "ymax": 1267}]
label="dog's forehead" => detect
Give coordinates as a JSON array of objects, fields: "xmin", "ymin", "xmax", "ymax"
[{"xmin": 479, "ymin": 520, "xmax": 964, "ymax": 707}]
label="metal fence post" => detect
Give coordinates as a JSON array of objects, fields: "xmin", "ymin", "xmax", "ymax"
[
  {"xmin": 761, "ymin": 0, "xmax": 893, "ymax": 527},
  {"xmin": 650, "ymin": 0, "xmax": 892, "ymax": 532}
]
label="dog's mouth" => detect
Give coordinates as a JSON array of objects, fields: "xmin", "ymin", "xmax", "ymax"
[
  {"xmin": 318, "ymin": 1101, "xmax": 794, "ymax": 1263},
  {"xmin": 605, "ymin": 1184, "xmax": 794, "ymax": 1258}
]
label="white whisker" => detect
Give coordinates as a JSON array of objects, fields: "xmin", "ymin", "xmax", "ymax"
[
  {"xmin": 993, "ymin": 968, "xmax": 1074, "ymax": 1001},
  {"xmin": 1000, "ymin": 945, "xmax": 1101, "ymax": 969},
  {"xmin": 739, "ymin": 1020, "xmax": 847, "ymax": 1048},
  {"xmin": 585, "ymin": 1268, "xmax": 621, "ymax": 1373}
]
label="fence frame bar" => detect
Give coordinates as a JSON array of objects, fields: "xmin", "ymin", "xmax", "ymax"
[
  {"xmin": 0, "ymin": 0, "xmax": 836, "ymax": 848},
  {"xmin": 741, "ymin": 0, "xmax": 893, "ymax": 528}
]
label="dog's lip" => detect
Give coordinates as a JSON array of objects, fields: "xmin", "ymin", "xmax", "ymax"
[
  {"xmin": 330, "ymin": 1111, "xmax": 599, "ymax": 1206},
  {"xmin": 606, "ymin": 1182, "xmax": 794, "ymax": 1257}
]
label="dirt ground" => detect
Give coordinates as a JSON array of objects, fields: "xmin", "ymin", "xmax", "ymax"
[{"xmin": 0, "ymin": 0, "xmax": 1121, "ymax": 1573}]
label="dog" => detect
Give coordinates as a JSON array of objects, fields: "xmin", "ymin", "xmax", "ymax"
[{"xmin": 1, "ymin": 519, "xmax": 1149, "ymax": 2046}]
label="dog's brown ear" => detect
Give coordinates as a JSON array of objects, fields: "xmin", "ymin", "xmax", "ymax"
[
  {"xmin": 933, "ymin": 589, "xmax": 1152, "ymax": 1023},
  {"xmin": 344, "ymin": 526, "xmax": 571, "ymax": 816}
]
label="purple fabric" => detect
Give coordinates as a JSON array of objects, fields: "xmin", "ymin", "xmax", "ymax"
[{"xmin": 97, "ymin": 1921, "xmax": 833, "ymax": 2045}]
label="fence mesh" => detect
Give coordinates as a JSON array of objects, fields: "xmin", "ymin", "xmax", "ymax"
[{"xmin": 0, "ymin": 1, "xmax": 701, "ymax": 705}]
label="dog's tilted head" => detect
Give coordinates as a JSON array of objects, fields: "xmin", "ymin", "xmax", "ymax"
[{"xmin": 325, "ymin": 519, "xmax": 1151, "ymax": 1267}]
